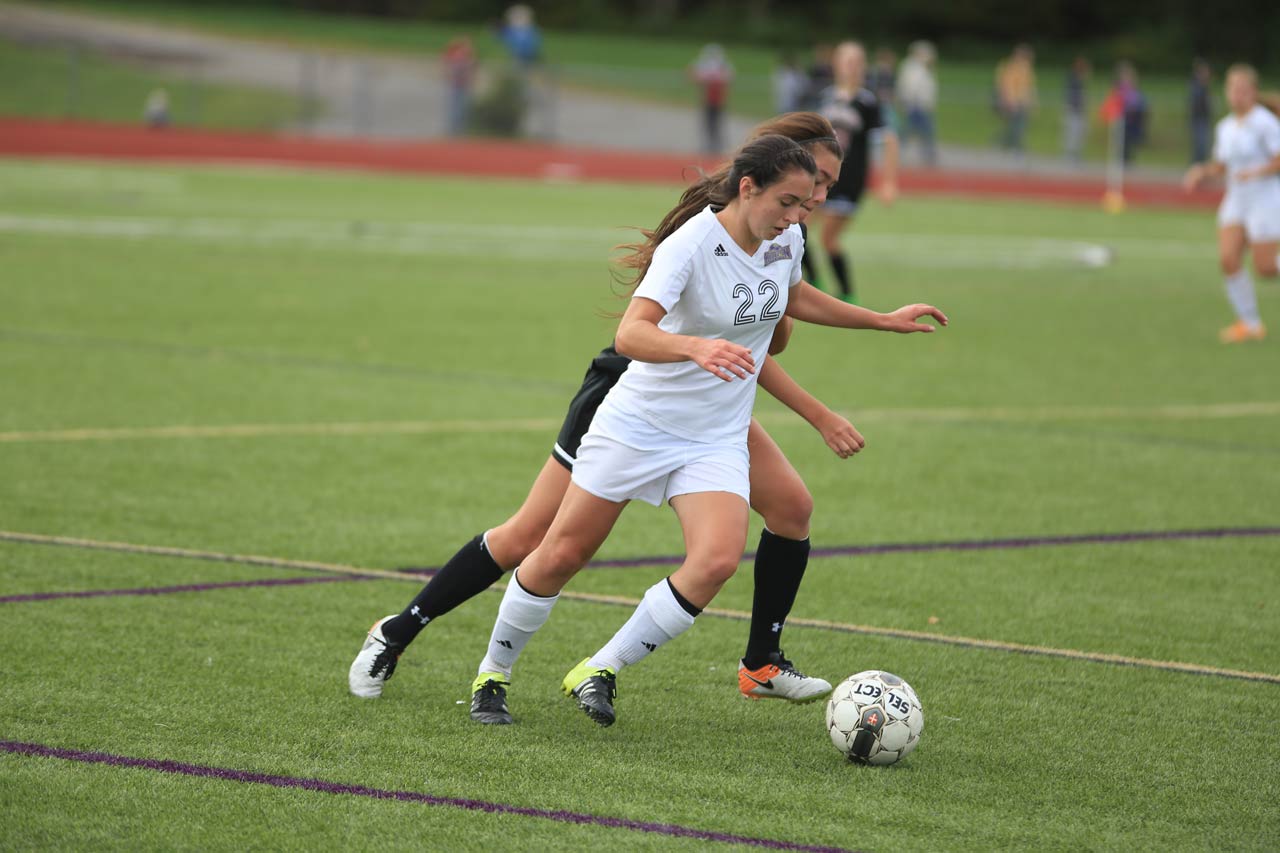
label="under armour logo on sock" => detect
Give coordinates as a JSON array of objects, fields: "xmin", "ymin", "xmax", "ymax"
[
  {"xmin": 641, "ymin": 641, "xmax": 657, "ymax": 651},
  {"xmin": 771, "ymin": 622, "xmax": 783, "ymax": 633},
  {"xmin": 411, "ymin": 606, "xmax": 431, "ymax": 626},
  {"xmin": 497, "ymin": 639, "xmax": 513, "ymax": 649}
]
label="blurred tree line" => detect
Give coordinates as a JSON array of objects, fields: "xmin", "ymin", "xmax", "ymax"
[{"xmin": 250, "ymin": 0, "xmax": 1277, "ymax": 69}]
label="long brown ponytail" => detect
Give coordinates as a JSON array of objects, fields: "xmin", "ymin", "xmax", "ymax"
[{"xmin": 614, "ymin": 113, "xmax": 842, "ymax": 290}]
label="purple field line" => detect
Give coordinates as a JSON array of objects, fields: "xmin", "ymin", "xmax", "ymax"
[
  {"xmin": 0, "ymin": 740, "xmax": 858, "ymax": 853},
  {"xmin": 0, "ymin": 574, "xmax": 381, "ymax": 604},
  {"xmin": 580, "ymin": 526, "xmax": 1280, "ymax": 570}
]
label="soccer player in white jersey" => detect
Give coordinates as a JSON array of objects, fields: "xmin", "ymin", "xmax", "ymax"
[
  {"xmin": 350, "ymin": 116, "xmax": 857, "ymax": 710},
  {"xmin": 466, "ymin": 134, "xmax": 947, "ymax": 727},
  {"xmin": 1183, "ymin": 63, "xmax": 1280, "ymax": 343}
]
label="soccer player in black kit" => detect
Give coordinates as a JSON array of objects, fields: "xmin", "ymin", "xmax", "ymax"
[
  {"xmin": 350, "ymin": 113, "xmax": 868, "ymax": 715},
  {"xmin": 812, "ymin": 41, "xmax": 899, "ymax": 304}
]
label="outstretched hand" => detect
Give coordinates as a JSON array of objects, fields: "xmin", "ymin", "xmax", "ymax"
[
  {"xmin": 884, "ymin": 303, "xmax": 949, "ymax": 333},
  {"xmin": 691, "ymin": 338, "xmax": 756, "ymax": 382},
  {"xmin": 816, "ymin": 410, "xmax": 865, "ymax": 459},
  {"xmin": 1182, "ymin": 164, "xmax": 1206, "ymax": 191}
]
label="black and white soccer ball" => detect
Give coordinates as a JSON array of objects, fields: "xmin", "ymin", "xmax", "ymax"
[{"xmin": 825, "ymin": 670, "xmax": 924, "ymax": 765}]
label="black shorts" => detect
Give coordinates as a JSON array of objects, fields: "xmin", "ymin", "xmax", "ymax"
[
  {"xmin": 552, "ymin": 345, "xmax": 631, "ymax": 470},
  {"xmin": 823, "ymin": 181, "xmax": 864, "ymax": 217}
]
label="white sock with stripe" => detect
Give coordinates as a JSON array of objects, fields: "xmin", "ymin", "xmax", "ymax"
[
  {"xmin": 588, "ymin": 579, "xmax": 697, "ymax": 672},
  {"xmin": 477, "ymin": 569, "xmax": 558, "ymax": 679},
  {"xmin": 1225, "ymin": 269, "xmax": 1262, "ymax": 328}
]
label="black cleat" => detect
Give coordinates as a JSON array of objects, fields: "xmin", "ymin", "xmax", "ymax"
[
  {"xmin": 561, "ymin": 658, "xmax": 618, "ymax": 727},
  {"xmin": 469, "ymin": 674, "xmax": 514, "ymax": 725}
]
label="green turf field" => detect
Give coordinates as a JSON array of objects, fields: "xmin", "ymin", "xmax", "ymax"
[{"xmin": 1, "ymin": 159, "xmax": 1278, "ymax": 851}]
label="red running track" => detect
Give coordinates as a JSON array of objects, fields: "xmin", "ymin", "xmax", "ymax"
[{"xmin": 0, "ymin": 118, "xmax": 1220, "ymax": 209}]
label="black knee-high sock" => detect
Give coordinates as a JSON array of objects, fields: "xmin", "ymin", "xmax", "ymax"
[
  {"xmin": 828, "ymin": 251, "xmax": 853, "ymax": 300},
  {"xmin": 742, "ymin": 529, "xmax": 811, "ymax": 669},
  {"xmin": 380, "ymin": 533, "xmax": 505, "ymax": 646}
]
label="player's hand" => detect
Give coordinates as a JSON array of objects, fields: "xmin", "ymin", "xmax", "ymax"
[
  {"xmin": 816, "ymin": 410, "xmax": 865, "ymax": 459},
  {"xmin": 1182, "ymin": 164, "xmax": 1206, "ymax": 191},
  {"xmin": 883, "ymin": 303, "xmax": 948, "ymax": 333},
  {"xmin": 877, "ymin": 178, "xmax": 899, "ymax": 207},
  {"xmin": 1234, "ymin": 166, "xmax": 1262, "ymax": 182},
  {"xmin": 691, "ymin": 338, "xmax": 755, "ymax": 381}
]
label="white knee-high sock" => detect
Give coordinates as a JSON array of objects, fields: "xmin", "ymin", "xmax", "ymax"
[
  {"xmin": 588, "ymin": 579, "xmax": 697, "ymax": 672},
  {"xmin": 477, "ymin": 569, "xmax": 558, "ymax": 679},
  {"xmin": 1225, "ymin": 270, "xmax": 1262, "ymax": 327}
]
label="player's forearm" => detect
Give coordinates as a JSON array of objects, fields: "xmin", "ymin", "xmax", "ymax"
[
  {"xmin": 786, "ymin": 282, "xmax": 888, "ymax": 329},
  {"xmin": 758, "ymin": 356, "xmax": 830, "ymax": 428},
  {"xmin": 615, "ymin": 316, "xmax": 698, "ymax": 364}
]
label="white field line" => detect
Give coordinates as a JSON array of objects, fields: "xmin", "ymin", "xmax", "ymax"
[
  {"xmin": 2, "ymin": 401, "xmax": 1278, "ymax": 444},
  {"xmin": 0, "ymin": 213, "xmax": 1210, "ymax": 266},
  {"xmin": 2, "ymin": 529, "xmax": 1275, "ymax": 684}
]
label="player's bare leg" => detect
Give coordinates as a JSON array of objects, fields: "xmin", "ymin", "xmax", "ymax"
[
  {"xmin": 349, "ymin": 457, "xmax": 569, "ymax": 699},
  {"xmin": 1218, "ymin": 225, "xmax": 1266, "ymax": 342},
  {"xmin": 472, "ymin": 484, "xmax": 628, "ymax": 724},
  {"xmin": 820, "ymin": 211, "xmax": 856, "ymax": 303},
  {"xmin": 740, "ymin": 421, "xmax": 831, "ymax": 702},
  {"xmin": 564, "ymin": 492, "xmax": 749, "ymax": 726}
]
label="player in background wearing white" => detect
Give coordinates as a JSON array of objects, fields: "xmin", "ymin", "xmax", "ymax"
[
  {"xmin": 467, "ymin": 135, "xmax": 946, "ymax": 727},
  {"xmin": 1183, "ymin": 63, "xmax": 1280, "ymax": 343},
  {"xmin": 351, "ymin": 115, "xmax": 860, "ymax": 709}
]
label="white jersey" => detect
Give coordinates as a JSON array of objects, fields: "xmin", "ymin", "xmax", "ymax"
[
  {"xmin": 599, "ymin": 206, "xmax": 805, "ymax": 445},
  {"xmin": 1214, "ymin": 105, "xmax": 1280, "ymax": 197}
]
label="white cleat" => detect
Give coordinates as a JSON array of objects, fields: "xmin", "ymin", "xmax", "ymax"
[
  {"xmin": 347, "ymin": 615, "xmax": 403, "ymax": 698},
  {"xmin": 738, "ymin": 651, "xmax": 832, "ymax": 703}
]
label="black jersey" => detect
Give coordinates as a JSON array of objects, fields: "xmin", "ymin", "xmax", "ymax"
[{"xmin": 818, "ymin": 85, "xmax": 886, "ymax": 200}]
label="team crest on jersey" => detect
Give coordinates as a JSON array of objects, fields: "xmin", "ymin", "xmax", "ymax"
[{"xmin": 763, "ymin": 243, "xmax": 792, "ymax": 265}]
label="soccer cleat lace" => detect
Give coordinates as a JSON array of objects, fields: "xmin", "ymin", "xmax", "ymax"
[
  {"xmin": 561, "ymin": 658, "xmax": 618, "ymax": 727},
  {"xmin": 470, "ymin": 673, "xmax": 514, "ymax": 725},
  {"xmin": 347, "ymin": 615, "xmax": 404, "ymax": 698},
  {"xmin": 738, "ymin": 650, "xmax": 832, "ymax": 703}
]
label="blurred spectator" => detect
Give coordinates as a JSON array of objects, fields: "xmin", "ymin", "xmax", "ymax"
[
  {"xmin": 772, "ymin": 52, "xmax": 807, "ymax": 114},
  {"xmin": 498, "ymin": 5, "xmax": 541, "ymax": 70},
  {"xmin": 1113, "ymin": 61, "xmax": 1149, "ymax": 163},
  {"xmin": 866, "ymin": 47, "xmax": 898, "ymax": 131},
  {"xmin": 804, "ymin": 43, "xmax": 834, "ymax": 109},
  {"xmin": 1189, "ymin": 58, "xmax": 1213, "ymax": 162},
  {"xmin": 897, "ymin": 40, "xmax": 938, "ymax": 166},
  {"xmin": 1063, "ymin": 56, "xmax": 1090, "ymax": 163},
  {"xmin": 995, "ymin": 44, "xmax": 1037, "ymax": 155},
  {"xmin": 689, "ymin": 43, "xmax": 734, "ymax": 153},
  {"xmin": 442, "ymin": 36, "xmax": 477, "ymax": 136},
  {"xmin": 144, "ymin": 88, "xmax": 170, "ymax": 128}
]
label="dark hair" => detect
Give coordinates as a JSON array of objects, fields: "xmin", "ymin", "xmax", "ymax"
[{"xmin": 615, "ymin": 115, "xmax": 836, "ymax": 289}]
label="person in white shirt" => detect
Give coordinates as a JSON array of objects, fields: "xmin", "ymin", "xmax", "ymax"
[
  {"xmin": 467, "ymin": 133, "xmax": 948, "ymax": 727},
  {"xmin": 1184, "ymin": 63, "xmax": 1280, "ymax": 342},
  {"xmin": 898, "ymin": 41, "xmax": 939, "ymax": 166}
]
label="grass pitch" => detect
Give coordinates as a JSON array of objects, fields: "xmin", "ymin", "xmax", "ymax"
[{"xmin": 1, "ymin": 159, "xmax": 1278, "ymax": 851}]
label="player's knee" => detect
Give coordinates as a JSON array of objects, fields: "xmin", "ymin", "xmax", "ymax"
[
  {"xmin": 1220, "ymin": 255, "xmax": 1242, "ymax": 276},
  {"xmin": 1256, "ymin": 259, "xmax": 1279, "ymax": 278},
  {"xmin": 541, "ymin": 537, "xmax": 593, "ymax": 576},
  {"xmin": 504, "ymin": 518, "xmax": 551, "ymax": 566},
  {"xmin": 758, "ymin": 490, "xmax": 813, "ymax": 541},
  {"xmin": 692, "ymin": 549, "xmax": 742, "ymax": 588}
]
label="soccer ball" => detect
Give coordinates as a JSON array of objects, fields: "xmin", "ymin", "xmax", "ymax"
[{"xmin": 825, "ymin": 670, "xmax": 924, "ymax": 765}]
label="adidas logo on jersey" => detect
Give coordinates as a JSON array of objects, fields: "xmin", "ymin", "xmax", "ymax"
[{"xmin": 713, "ymin": 244, "xmax": 728, "ymax": 257}]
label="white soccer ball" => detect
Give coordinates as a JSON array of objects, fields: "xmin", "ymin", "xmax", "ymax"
[{"xmin": 825, "ymin": 670, "xmax": 924, "ymax": 765}]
